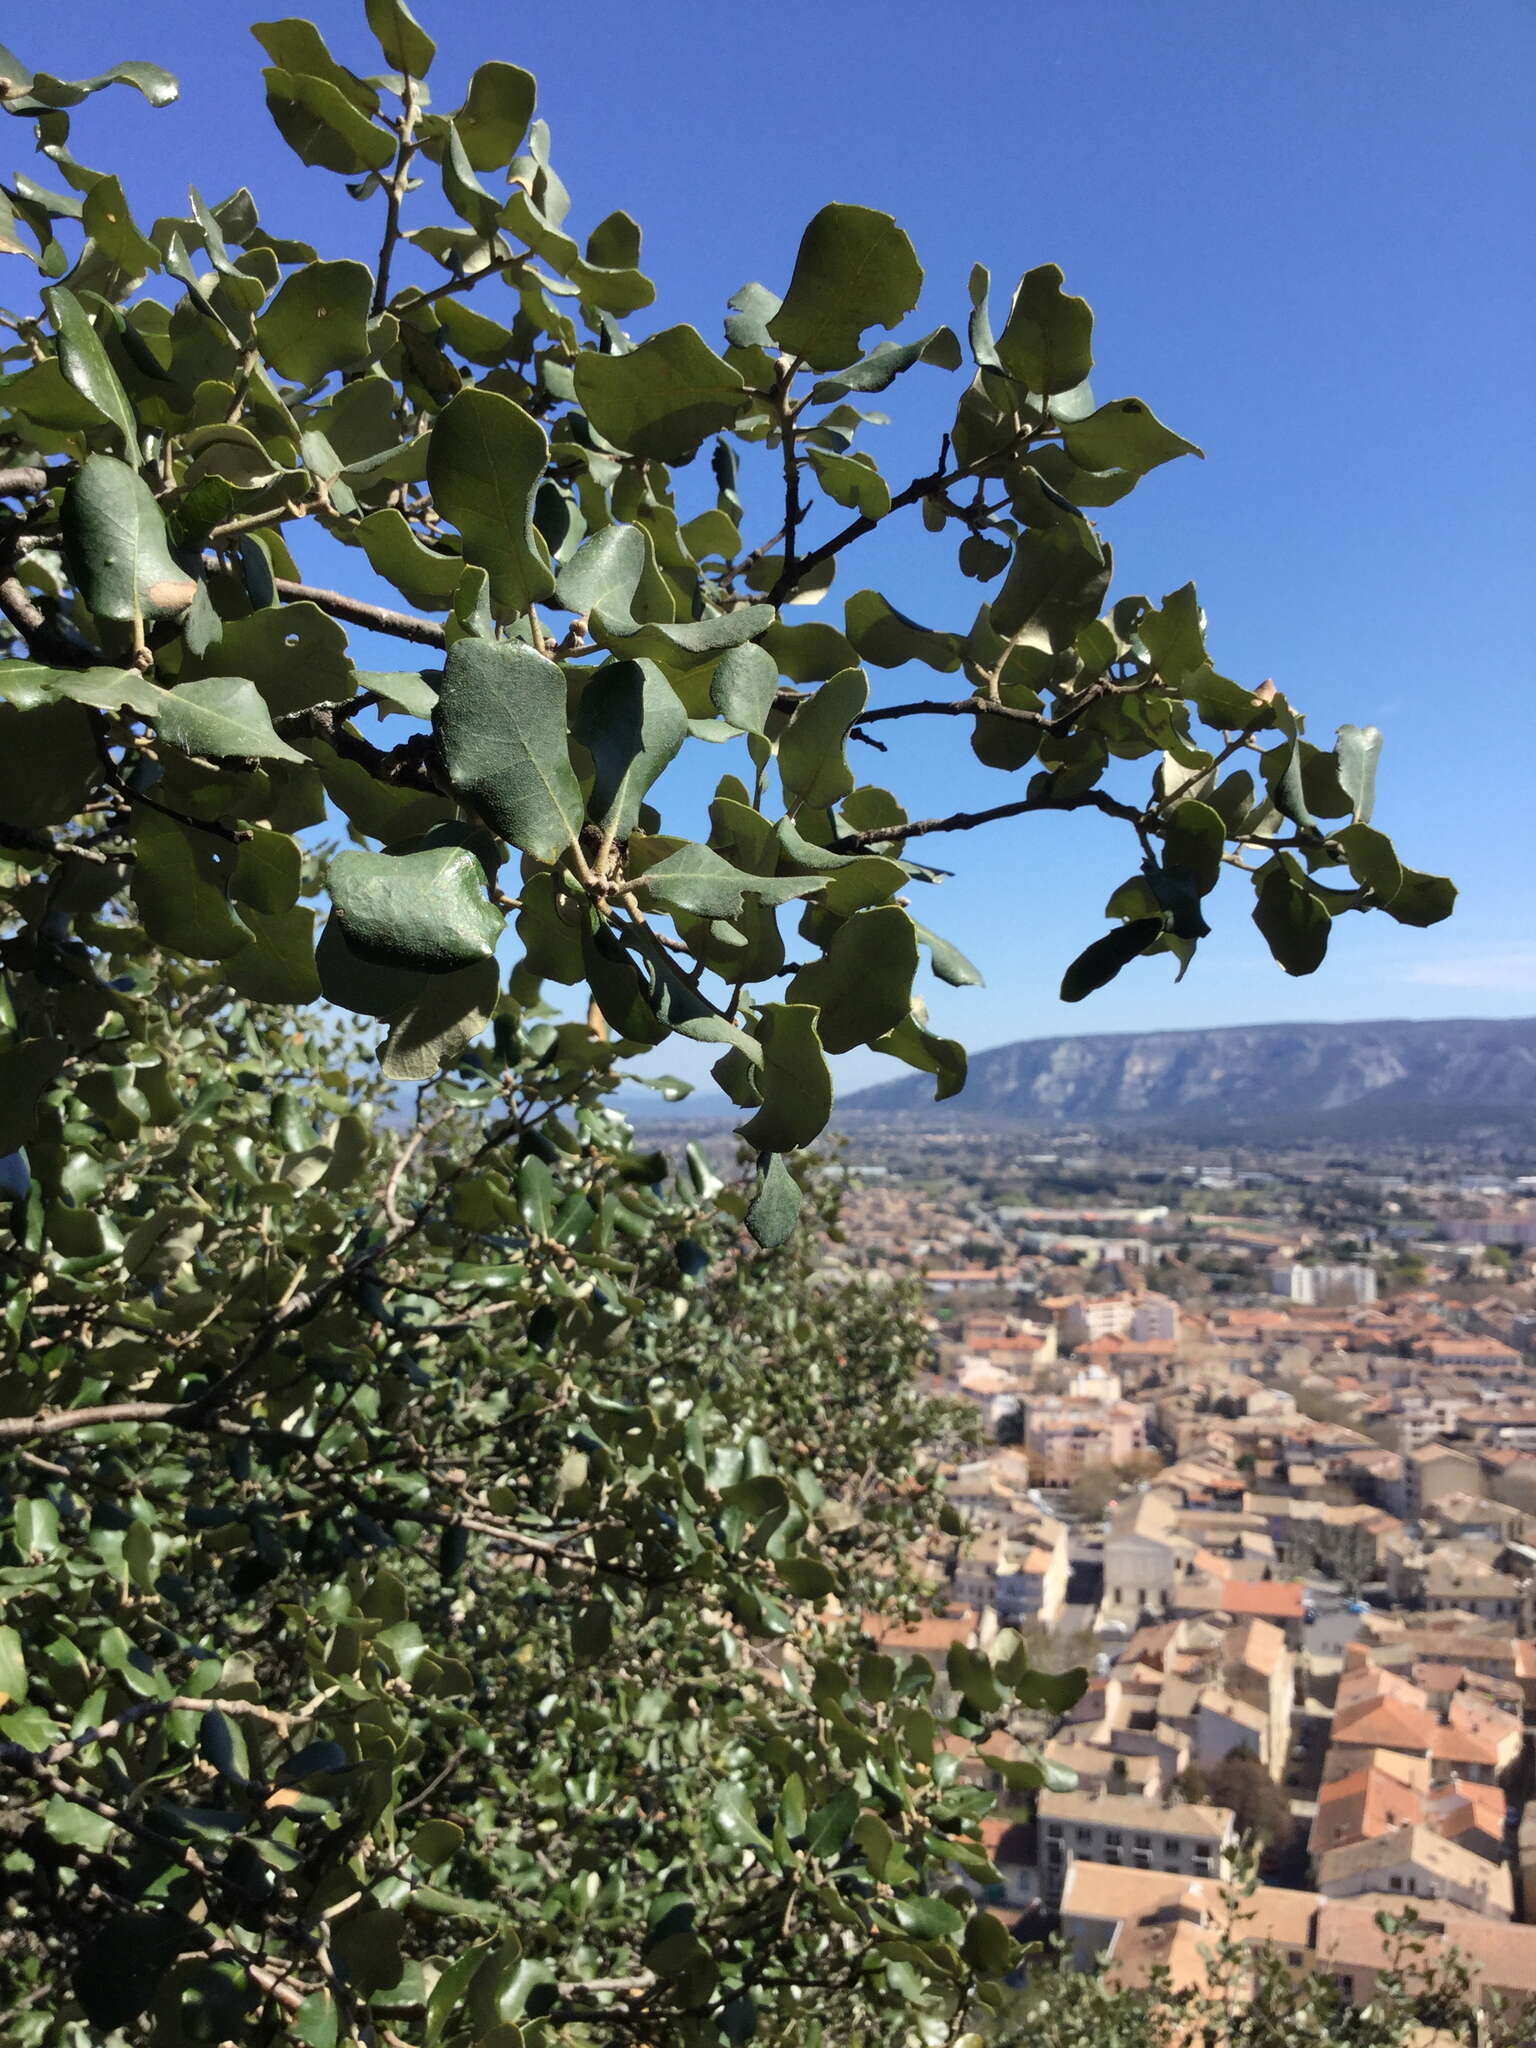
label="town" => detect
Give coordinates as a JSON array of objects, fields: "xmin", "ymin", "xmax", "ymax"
[{"xmin": 829, "ymin": 1121, "xmax": 1536, "ymax": 2021}]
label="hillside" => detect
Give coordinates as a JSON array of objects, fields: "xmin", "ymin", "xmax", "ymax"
[{"xmin": 841, "ymin": 1016, "xmax": 1536, "ymax": 1135}]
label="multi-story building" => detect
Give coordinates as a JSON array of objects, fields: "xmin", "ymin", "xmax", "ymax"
[
  {"xmin": 1061, "ymin": 1293, "xmax": 1181, "ymax": 1349},
  {"xmin": 1269, "ymin": 1262, "xmax": 1378, "ymax": 1307},
  {"xmin": 1023, "ymin": 1396, "xmax": 1148, "ymax": 1481},
  {"xmin": 1038, "ymin": 1787, "xmax": 1235, "ymax": 1905}
]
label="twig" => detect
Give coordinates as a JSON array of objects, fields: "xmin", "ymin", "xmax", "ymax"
[
  {"xmin": 373, "ymin": 75, "xmax": 422, "ymax": 315},
  {"xmin": 774, "ymin": 360, "xmax": 805, "ymax": 593},
  {"xmin": 0, "ymin": 821, "xmax": 122, "ymax": 866},
  {"xmin": 400, "ymin": 247, "xmax": 528, "ymax": 312},
  {"xmin": 271, "ymin": 577, "xmax": 447, "ymax": 649},
  {"xmin": 0, "ymin": 464, "xmax": 51, "ymax": 496},
  {"xmin": 833, "ymin": 785, "xmax": 1146, "ymax": 851}
]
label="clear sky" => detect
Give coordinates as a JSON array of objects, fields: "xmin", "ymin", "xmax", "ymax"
[{"xmin": 16, "ymin": 1, "xmax": 1535, "ymax": 1096}]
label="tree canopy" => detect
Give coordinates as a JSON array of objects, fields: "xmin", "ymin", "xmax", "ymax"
[{"xmin": 0, "ymin": 6, "xmax": 1459, "ymax": 2045}]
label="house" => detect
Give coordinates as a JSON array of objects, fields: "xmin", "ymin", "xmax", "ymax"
[
  {"xmin": 1023, "ymin": 1395, "xmax": 1148, "ymax": 1480},
  {"xmin": 1424, "ymin": 1778, "xmax": 1506, "ymax": 1863},
  {"xmin": 1313, "ymin": 1898, "xmax": 1536, "ymax": 2012},
  {"xmin": 1061, "ymin": 1866, "xmax": 1536, "ymax": 2017},
  {"xmin": 1388, "ymin": 1442, "xmax": 1485, "ymax": 1521},
  {"xmin": 1308, "ymin": 1768, "xmax": 1425, "ymax": 1862},
  {"xmin": 1315, "ymin": 1823, "xmax": 1514, "ymax": 1917},
  {"xmin": 1059, "ymin": 1863, "xmax": 1317, "ymax": 1992},
  {"xmin": 1102, "ymin": 1491, "xmax": 1196, "ymax": 1622},
  {"xmin": 1216, "ymin": 1577, "xmax": 1305, "ymax": 1650},
  {"xmin": 1037, "ymin": 1786, "xmax": 1235, "ymax": 1905}
]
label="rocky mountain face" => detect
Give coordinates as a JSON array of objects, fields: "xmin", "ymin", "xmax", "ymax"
[{"xmin": 842, "ymin": 1018, "xmax": 1536, "ymax": 1134}]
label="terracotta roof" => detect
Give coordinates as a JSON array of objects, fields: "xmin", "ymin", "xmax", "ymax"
[
  {"xmin": 1317, "ymin": 1822, "xmax": 1512, "ymax": 1897},
  {"xmin": 1321, "ymin": 1745, "xmax": 1430, "ymax": 1792},
  {"xmin": 1332, "ymin": 1696, "xmax": 1439, "ymax": 1755},
  {"xmin": 1309, "ymin": 1769, "xmax": 1424, "ymax": 1857},
  {"xmin": 1218, "ymin": 1579, "xmax": 1304, "ymax": 1621},
  {"xmin": 1314, "ymin": 1899, "xmax": 1536, "ymax": 1997}
]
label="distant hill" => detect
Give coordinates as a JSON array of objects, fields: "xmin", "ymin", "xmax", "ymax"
[{"xmin": 841, "ymin": 1017, "xmax": 1536, "ymax": 1137}]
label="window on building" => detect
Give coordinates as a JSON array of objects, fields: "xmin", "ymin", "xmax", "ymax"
[
  {"xmin": 1389, "ymin": 1875, "xmax": 1403, "ymax": 1891},
  {"xmin": 1135, "ymin": 1834, "xmax": 1152, "ymax": 1849},
  {"xmin": 1105, "ymin": 1831, "xmax": 1122, "ymax": 1847}
]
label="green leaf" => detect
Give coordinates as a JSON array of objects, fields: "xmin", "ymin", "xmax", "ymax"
[
  {"xmin": 911, "ymin": 921, "xmax": 984, "ymax": 988},
  {"xmin": 574, "ymin": 659, "xmax": 687, "ymax": 841},
  {"xmin": 711, "ymin": 1780, "xmax": 771, "ymax": 1854},
  {"xmin": 806, "ymin": 325, "xmax": 961, "ymax": 403},
  {"xmin": 990, "ymin": 521, "xmax": 1109, "ymax": 645},
  {"xmin": 1162, "ymin": 799, "xmax": 1225, "ymax": 894},
  {"xmin": 158, "ymin": 677, "xmax": 307, "ymax": 763},
  {"xmin": 256, "ymin": 260, "xmax": 373, "ymax": 387},
  {"xmin": 427, "ymin": 387, "xmax": 555, "ymax": 617},
  {"xmin": 61, "ymin": 455, "xmax": 197, "ymax": 629},
  {"xmin": 232, "ymin": 827, "xmax": 302, "ymax": 914},
  {"xmin": 44, "ymin": 285, "xmax": 136, "ymax": 450},
  {"xmin": 844, "ymin": 590, "xmax": 961, "ymax": 672},
  {"xmin": 226, "ymin": 905, "xmax": 322, "ymax": 1003},
  {"xmin": 1379, "ymin": 865, "xmax": 1456, "ymax": 928},
  {"xmin": 786, "ymin": 906, "xmax": 918, "ymax": 1054},
  {"xmin": 263, "ymin": 66, "xmax": 396, "ymax": 176},
  {"xmin": 447, "ymin": 61, "xmax": 536, "ymax": 170},
  {"xmin": 0, "ymin": 1624, "xmax": 27, "ymax": 1705},
  {"xmin": 892, "ymin": 1895, "xmax": 964, "ymax": 1940},
  {"xmin": 251, "ymin": 20, "xmax": 379, "ymax": 111},
  {"xmin": 995, "ymin": 265, "xmax": 1094, "ymax": 395},
  {"xmin": 293, "ymin": 1990, "xmax": 339, "ymax": 2048},
  {"xmin": 636, "ymin": 842, "xmax": 821, "ymax": 919},
  {"xmin": 710, "ymin": 643, "xmax": 780, "ymax": 736},
  {"xmin": 768, "ymin": 205, "xmax": 922, "ymax": 373},
  {"xmin": 573, "ymin": 325, "xmax": 746, "ymax": 463},
  {"xmin": 737, "ymin": 1004, "xmax": 832, "ymax": 1153},
  {"xmin": 745, "ymin": 1152, "xmax": 802, "ymax": 1248},
  {"xmin": 80, "ymin": 176, "xmax": 160, "ymax": 277},
  {"xmin": 1063, "ymin": 397, "xmax": 1203, "ymax": 478},
  {"xmin": 1060, "ymin": 916, "xmax": 1163, "ymax": 1002},
  {"xmin": 0, "ymin": 701, "xmax": 97, "ymax": 827},
  {"xmin": 381, "ymin": 956, "xmax": 500, "ymax": 1079},
  {"xmin": 1335, "ymin": 821, "xmax": 1402, "ymax": 902},
  {"xmin": 182, "ymin": 600, "xmax": 355, "ymax": 721},
  {"xmin": 329, "ymin": 838, "xmax": 503, "ymax": 973},
  {"xmin": 434, "ymin": 637, "xmax": 583, "ymax": 861},
  {"xmin": 872, "ymin": 1016, "xmax": 968, "ymax": 1102},
  {"xmin": 1252, "ymin": 860, "xmax": 1331, "ymax": 974},
  {"xmin": 1336, "ymin": 723, "xmax": 1383, "ymax": 825},
  {"xmin": 807, "ymin": 448, "xmax": 891, "ymax": 519},
  {"xmin": 364, "ymin": 0, "xmax": 436, "ymax": 75},
  {"xmin": 2, "ymin": 57, "xmax": 178, "ymax": 115},
  {"xmin": 778, "ymin": 668, "xmax": 868, "ymax": 812},
  {"xmin": 351, "ymin": 508, "xmax": 463, "ymax": 611},
  {"xmin": 131, "ymin": 806, "xmax": 252, "ymax": 961},
  {"xmin": 316, "ymin": 917, "xmax": 429, "ymax": 1018},
  {"xmin": 71, "ymin": 1913, "xmax": 186, "ymax": 2032}
]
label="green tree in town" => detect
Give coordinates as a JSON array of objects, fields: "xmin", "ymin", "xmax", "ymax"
[{"xmin": 0, "ymin": 3, "xmax": 1457, "ymax": 2042}]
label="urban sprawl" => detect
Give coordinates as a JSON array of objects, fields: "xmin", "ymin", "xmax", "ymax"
[{"xmin": 825, "ymin": 1124, "xmax": 1536, "ymax": 2019}]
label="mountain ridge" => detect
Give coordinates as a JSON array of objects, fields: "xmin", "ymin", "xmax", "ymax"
[{"xmin": 840, "ymin": 1016, "xmax": 1536, "ymax": 1135}]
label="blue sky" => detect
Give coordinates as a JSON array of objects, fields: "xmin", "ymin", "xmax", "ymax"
[{"xmin": 17, "ymin": 1, "xmax": 1535, "ymax": 1096}]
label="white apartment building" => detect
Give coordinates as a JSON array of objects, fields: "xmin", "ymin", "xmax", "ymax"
[
  {"xmin": 1269, "ymin": 1262, "xmax": 1378, "ymax": 1307},
  {"xmin": 1061, "ymin": 1292, "xmax": 1180, "ymax": 1348}
]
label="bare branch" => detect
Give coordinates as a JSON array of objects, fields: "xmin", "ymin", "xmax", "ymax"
[
  {"xmin": 834, "ymin": 785, "xmax": 1146, "ymax": 851},
  {"xmin": 0, "ymin": 465, "xmax": 51, "ymax": 497},
  {"xmin": 398, "ymin": 247, "xmax": 531, "ymax": 312},
  {"xmin": 272, "ymin": 576, "xmax": 447, "ymax": 649}
]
